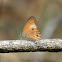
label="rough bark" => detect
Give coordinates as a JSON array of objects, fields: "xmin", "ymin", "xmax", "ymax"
[{"xmin": 0, "ymin": 39, "xmax": 62, "ymax": 52}]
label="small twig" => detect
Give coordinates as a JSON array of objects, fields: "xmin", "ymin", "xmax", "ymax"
[{"xmin": 0, "ymin": 39, "xmax": 62, "ymax": 53}]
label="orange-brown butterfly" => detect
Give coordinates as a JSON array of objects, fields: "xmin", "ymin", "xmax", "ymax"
[{"xmin": 22, "ymin": 16, "xmax": 41, "ymax": 41}]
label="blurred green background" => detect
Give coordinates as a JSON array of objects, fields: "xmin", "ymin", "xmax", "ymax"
[{"xmin": 0, "ymin": 0, "xmax": 62, "ymax": 62}]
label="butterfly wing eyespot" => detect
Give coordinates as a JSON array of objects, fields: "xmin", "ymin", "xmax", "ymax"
[
  {"xmin": 36, "ymin": 35, "xmax": 38, "ymax": 36},
  {"xmin": 35, "ymin": 30, "xmax": 41, "ymax": 41},
  {"xmin": 22, "ymin": 16, "xmax": 41, "ymax": 41},
  {"xmin": 32, "ymin": 28, "xmax": 34, "ymax": 30}
]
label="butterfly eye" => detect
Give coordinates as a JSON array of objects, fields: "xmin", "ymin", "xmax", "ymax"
[{"xmin": 32, "ymin": 28, "xmax": 34, "ymax": 30}]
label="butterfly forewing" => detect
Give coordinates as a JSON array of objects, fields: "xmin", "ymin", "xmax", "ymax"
[
  {"xmin": 22, "ymin": 16, "xmax": 41, "ymax": 41},
  {"xmin": 23, "ymin": 16, "xmax": 37, "ymax": 34}
]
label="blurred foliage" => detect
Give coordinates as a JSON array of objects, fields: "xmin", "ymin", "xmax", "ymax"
[{"xmin": 0, "ymin": 0, "xmax": 62, "ymax": 40}]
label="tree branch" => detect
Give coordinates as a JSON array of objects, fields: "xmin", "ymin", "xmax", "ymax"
[{"xmin": 0, "ymin": 39, "xmax": 62, "ymax": 52}]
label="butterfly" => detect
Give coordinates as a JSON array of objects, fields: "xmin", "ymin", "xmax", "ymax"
[{"xmin": 22, "ymin": 16, "xmax": 41, "ymax": 41}]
